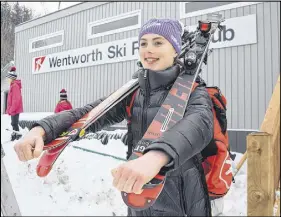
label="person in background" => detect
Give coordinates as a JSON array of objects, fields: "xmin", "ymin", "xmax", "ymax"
[
  {"xmin": 54, "ymin": 89, "xmax": 73, "ymax": 113},
  {"xmin": 6, "ymin": 66, "xmax": 23, "ymax": 141}
]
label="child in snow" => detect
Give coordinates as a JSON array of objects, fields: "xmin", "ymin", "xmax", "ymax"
[
  {"xmin": 14, "ymin": 19, "xmax": 215, "ymax": 216},
  {"xmin": 54, "ymin": 89, "xmax": 73, "ymax": 113},
  {"xmin": 6, "ymin": 66, "xmax": 23, "ymax": 141}
]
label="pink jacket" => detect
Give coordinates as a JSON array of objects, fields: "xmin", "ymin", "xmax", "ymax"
[
  {"xmin": 54, "ymin": 100, "xmax": 73, "ymax": 113},
  {"xmin": 6, "ymin": 80, "xmax": 23, "ymax": 116}
]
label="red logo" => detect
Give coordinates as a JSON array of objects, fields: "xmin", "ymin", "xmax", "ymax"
[{"xmin": 34, "ymin": 56, "xmax": 46, "ymax": 72}]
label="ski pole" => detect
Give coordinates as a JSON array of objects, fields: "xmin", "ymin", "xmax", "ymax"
[
  {"xmin": 5, "ymin": 128, "xmax": 23, "ymax": 135},
  {"xmin": 72, "ymin": 145, "xmax": 126, "ymax": 161},
  {"xmin": 233, "ymin": 151, "xmax": 247, "ymax": 177}
]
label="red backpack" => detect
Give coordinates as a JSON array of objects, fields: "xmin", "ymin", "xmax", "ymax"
[
  {"xmin": 126, "ymin": 83, "xmax": 234, "ymax": 199},
  {"xmin": 195, "ymin": 84, "xmax": 234, "ymax": 199}
]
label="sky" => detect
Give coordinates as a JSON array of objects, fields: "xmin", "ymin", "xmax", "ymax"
[{"xmin": 11, "ymin": 2, "xmax": 81, "ymax": 17}]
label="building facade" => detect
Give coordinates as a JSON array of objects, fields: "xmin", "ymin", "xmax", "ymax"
[{"xmin": 12, "ymin": 1, "xmax": 280, "ymax": 152}]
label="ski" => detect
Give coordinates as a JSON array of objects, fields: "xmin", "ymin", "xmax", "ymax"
[
  {"xmin": 36, "ymin": 78, "xmax": 139, "ymax": 177},
  {"xmin": 121, "ymin": 14, "xmax": 224, "ymax": 210},
  {"xmin": 5, "ymin": 129, "xmax": 23, "ymax": 135}
]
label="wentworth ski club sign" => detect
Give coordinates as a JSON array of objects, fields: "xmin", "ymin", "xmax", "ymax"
[
  {"xmin": 32, "ymin": 14, "xmax": 257, "ymax": 74},
  {"xmin": 32, "ymin": 37, "xmax": 139, "ymax": 74},
  {"xmin": 187, "ymin": 14, "xmax": 257, "ymax": 49}
]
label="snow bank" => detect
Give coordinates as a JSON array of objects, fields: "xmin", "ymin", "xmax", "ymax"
[{"xmin": 1, "ymin": 113, "xmax": 247, "ymax": 216}]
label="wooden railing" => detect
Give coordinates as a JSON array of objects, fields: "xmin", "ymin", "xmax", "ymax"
[{"xmin": 247, "ymin": 75, "xmax": 280, "ymax": 216}]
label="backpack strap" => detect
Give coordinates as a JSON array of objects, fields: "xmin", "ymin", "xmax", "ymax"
[
  {"xmin": 206, "ymin": 86, "xmax": 227, "ymax": 134},
  {"xmin": 192, "ymin": 82, "xmax": 200, "ymax": 91},
  {"xmin": 125, "ymin": 89, "xmax": 138, "ymax": 159},
  {"xmin": 126, "ymin": 89, "xmax": 138, "ymax": 121}
]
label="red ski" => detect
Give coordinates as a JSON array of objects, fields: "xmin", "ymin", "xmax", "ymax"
[{"xmin": 36, "ymin": 78, "xmax": 139, "ymax": 177}]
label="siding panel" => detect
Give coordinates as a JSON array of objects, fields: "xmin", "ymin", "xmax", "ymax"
[{"xmin": 13, "ymin": 2, "xmax": 279, "ymax": 132}]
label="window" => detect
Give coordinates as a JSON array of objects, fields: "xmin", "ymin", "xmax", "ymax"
[
  {"xmin": 29, "ymin": 30, "xmax": 64, "ymax": 53},
  {"xmin": 88, "ymin": 10, "xmax": 141, "ymax": 39},
  {"xmin": 180, "ymin": 2, "xmax": 261, "ymax": 19}
]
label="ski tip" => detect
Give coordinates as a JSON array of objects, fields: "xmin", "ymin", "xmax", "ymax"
[
  {"xmin": 121, "ymin": 178, "xmax": 165, "ymax": 211},
  {"xmin": 36, "ymin": 165, "xmax": 52, "ymax": 177}
]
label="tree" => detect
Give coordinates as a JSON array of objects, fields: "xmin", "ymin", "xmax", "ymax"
[{"xmin": 1, "ymin": 2, "xmax": 33, "ymax": 79}]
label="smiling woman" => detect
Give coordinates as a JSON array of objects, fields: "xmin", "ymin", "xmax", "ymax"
[
  {"xmin": 138, "ymin": 19, "xmax": 182, "ymax": 71},
  {"xmin": 14, "ymin": 17, "xmax": 215, "ymax": 217},
  {"xmin": 139, "ymin": 34, "xmax": 177, "ymax": 71}
]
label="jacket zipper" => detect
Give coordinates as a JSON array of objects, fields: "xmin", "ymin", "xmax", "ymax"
[
  {"xmin": 180, "ymin": 175, "xmax": 188, "ymax": 216},
  {"xmin": 142, "ymin": 69, "xmax": 150, "ymax": 136}
]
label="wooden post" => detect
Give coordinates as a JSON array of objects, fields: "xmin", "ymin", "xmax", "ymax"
[
  {"xmin": 273, "ymin": 182, "xmax": 280, "ymax": 216},
  {"xmin": 260, "ymin": 75, "xmax": 280, "ymax": 190},
  {"xmin": 247, "ymin": 132, "xmax": 275, "ymax": 216},
  {"xmin": 260, "ymin": 76, "xmax": 280, "ymax": 136},
  {"xmin": 276, "ymin": 198, "xmax": 280, "ymax": 216},
  {"xmin": 248, "ymin": 75, "xmax": 280, "ymax": 216}
]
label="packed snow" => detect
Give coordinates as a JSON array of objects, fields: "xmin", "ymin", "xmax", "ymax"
[{"xmin": 1, "ymin": 113, "xmax": 247, "ymax": 216}]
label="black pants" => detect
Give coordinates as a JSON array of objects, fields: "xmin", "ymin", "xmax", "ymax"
[{"xmin": 11, "ymin": 114, "xmax": 20, "ymax": 131}]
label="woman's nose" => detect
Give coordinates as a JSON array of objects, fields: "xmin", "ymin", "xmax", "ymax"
[{"xmin": 144, "ymin": 44, "xmax": 154, "ymax": 53}]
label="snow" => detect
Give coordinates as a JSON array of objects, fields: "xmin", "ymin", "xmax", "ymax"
[{"xmin": 1, "ymin": 113, "xmax": 247, "ymax": 216}]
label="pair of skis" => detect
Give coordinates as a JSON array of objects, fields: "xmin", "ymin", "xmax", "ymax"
[
  {"xmin": 35, "ymin": 14, "xmax": 224, "ymax": 210},
  {"xmin": 36, "ymin": 78, "xmax": 139, "ymax": 176}
]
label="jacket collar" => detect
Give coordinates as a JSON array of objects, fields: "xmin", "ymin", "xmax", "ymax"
[{"xmin": 137, "ymin": 65, "xmax": 180, "ymax": 91}]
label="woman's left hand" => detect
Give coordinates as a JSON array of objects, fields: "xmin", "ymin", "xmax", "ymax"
[{"xmin": 111, "ymin": 150, "xmax": 171, "ymax": 194}]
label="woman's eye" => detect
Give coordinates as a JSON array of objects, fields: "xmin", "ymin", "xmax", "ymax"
[
  {"xmin": 154, "ymin": 41, "xmax": 163, "ymax": 46},
  {"xmin": 140, "ymin": 42, "xmax": 147, "ymax": 47}
]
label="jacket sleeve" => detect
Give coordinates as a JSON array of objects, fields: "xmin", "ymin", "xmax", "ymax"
[
  {"xmin": 9, "ymin": 85, "xmax": 21, "ymax": 116},
  {"xmin": 143, "ymin": 85, "xmax": 214, "ymax": 170},
  {"xmin": 68, "ymin": 102, "xmax": 73, "ymax": 110},
  {"xmin": 54, "ymin": 103, "xmax": 60, "ymax": 113},
  {"xmin": 33, "ymin": 96, "xmax": 128, "ymax": 144}
]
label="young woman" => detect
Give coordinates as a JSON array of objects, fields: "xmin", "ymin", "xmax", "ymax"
[
  {"xmin": 14, "ymin": 18, "xmax": 214, "ymax": 216},
  {"xmin": 6, "ymin": 66, "xmax": 23, "ymax": 141},
  {"xmin": 54, "ymin": 89, "xmax": 73, "ymax": 113}
]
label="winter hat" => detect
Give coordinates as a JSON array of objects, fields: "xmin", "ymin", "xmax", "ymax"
[
  {"xmin": 60, "ymin": 89, "xmax": 67, "ymax": 100},
  {"xmin": 138, "ymin": 18, "xmax": 183, "ymax": 54},
  {"xmin": 6, "ymin": 67, "xmax": 17, "ymax": 80}
]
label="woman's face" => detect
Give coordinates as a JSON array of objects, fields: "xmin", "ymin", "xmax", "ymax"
[
  {"xmin": 6, "ymin": 78, "xmax": 12, "ymax": 84},
  {"xmin": 139, "ymin": 34, "xmax": 177, "ymax": 71}
]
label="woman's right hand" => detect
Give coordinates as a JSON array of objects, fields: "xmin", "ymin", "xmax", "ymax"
[{"xmin": 14, "ymin": 126, "xmax": 46, "ymax": 162}]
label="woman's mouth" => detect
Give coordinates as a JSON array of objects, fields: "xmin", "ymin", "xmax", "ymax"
[{"xmin": 145, "ymin": 58, "xmax": 159, "ymax": 64}]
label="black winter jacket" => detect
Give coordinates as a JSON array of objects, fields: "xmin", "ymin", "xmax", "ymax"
[{"xmin": 34, "ymin": 64, "xmax": 214, "ymax": 216}]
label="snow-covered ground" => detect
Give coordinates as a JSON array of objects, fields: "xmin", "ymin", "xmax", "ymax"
[{"xmin": 1, "ymin": 113, "xmax": 247, "ymax": 216}]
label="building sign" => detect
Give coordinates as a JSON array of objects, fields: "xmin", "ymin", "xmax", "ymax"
[
  {"xmin": 32, "ymin": 14, "xmax": 257, "ymax": 74},
  {"xmin": 187, "ymin": 14, "xmax": 257, "ymax": 49},
  {"xmin": 32, "ymin": 37, "xmax": 139, "ymax": 74}
]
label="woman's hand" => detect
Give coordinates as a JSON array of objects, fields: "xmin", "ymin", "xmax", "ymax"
[
  {"xmin": 111, "ymin": 150, "xmax": 171, "ymax": 194},
  {"xmin": 14, "ymin": 126, "xmax": 46, "ymax": 161}
]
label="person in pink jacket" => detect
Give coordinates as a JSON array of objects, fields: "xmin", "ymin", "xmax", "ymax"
[
  {"xmin": 6, "ymin": 66, "xmax": 23, "ymax": 141},
  {"xmin": 54, "ymin": 89, "xmax": 73, "ymax": 113}
]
